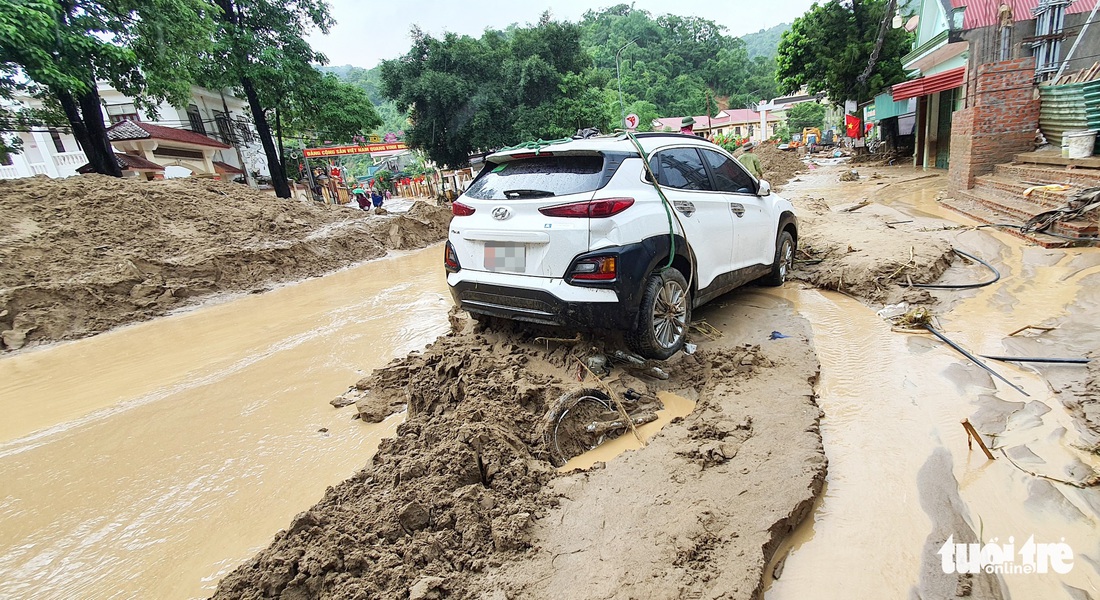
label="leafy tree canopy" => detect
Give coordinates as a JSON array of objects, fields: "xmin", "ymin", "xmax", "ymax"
[
  {"xmin": 281, "ymin": 73, "xmax": 381, "ymax": 144},
  {"xmin": 786, "ymin": 101, "xmax": 826, "ymax": 132},
  {"xmin": 0, "ymin": 0, "xmax": 216, "ymax": 174},
  {"xmin": 375, "ymin": 7, "xmax": 783, "ymax": 167},
  {"xmin": 776, "ymin": 0, "xmax": 911, "ymax": 104},
  {"xmin": 381, "ymin": 16, "xmax": 598, "ymax": 168}
]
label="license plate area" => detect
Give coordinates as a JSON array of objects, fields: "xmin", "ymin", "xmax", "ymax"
[{"xmin": 484, "ymin": 242, "xmax": 526, "ymax": 272}]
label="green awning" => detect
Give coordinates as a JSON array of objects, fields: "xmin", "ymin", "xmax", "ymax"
[{"xmin": 871, "ymin": 93, "xmax": 916, "ymax": 121}]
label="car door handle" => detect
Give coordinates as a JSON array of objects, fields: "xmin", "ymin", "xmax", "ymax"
[
  {"xmin": 673, "ymin": 200, "xmax": 696, "ymax": 216},
  {"xmin": 730, "ymin": 203, "xmax": 745, "ymax": 217}
]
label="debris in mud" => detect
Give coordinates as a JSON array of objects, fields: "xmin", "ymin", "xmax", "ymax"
[
  {"xmin": 211, "ymin": 294, "xmax": 831, "ymax": 600},
  {"xmin": 839, "ymin": 169, "xmax": 861, "ymax": 182},
  {"xmin": 211, "ymin": 318, "xmax": 716, "ymax": 599},
  {"xmin": 0, "ymin": 175, "xmax": 451, "ymax": 349},
  {"xmin": 788, "ymin": 190, "xmax": 955, "ymax": 306}
]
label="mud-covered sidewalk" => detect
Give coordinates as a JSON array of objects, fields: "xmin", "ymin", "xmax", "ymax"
[{"xmin": 0, "ymin": 175, "xmax": 450, "ymax": 350}]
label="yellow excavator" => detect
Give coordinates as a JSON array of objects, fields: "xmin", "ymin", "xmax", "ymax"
[{"xmin": 802, "ymin": 127, "xmax": 822, "ymax": 146}]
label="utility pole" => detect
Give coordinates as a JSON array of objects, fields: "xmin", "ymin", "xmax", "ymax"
[{"xmin": 616, "ymin": 38, "xmax": 638, "ymax": 128}]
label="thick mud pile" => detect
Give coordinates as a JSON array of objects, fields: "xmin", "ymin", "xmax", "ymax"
[
  {"xmin": 781, "ymin": 170, "xmax": 958, "ymax": 306},
  {"xmin": 214, "ymin": 307, "xmax": 825, "ymax": 600},
  {"xmin": 0, "ymin": 175, "xmax": 450, "ymax": 350},
  {"xmin": 754, "ymin": 144, "xmax": 807, "ymax": 192},
  {"xmin": 790, "ymin": 195, "xmax": 955, "ymax": 305}
]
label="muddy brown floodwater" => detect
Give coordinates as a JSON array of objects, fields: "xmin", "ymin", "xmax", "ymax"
[
  {"xmin": 765, "ymin": 172, "xmax": 1100, "ymax": 599},
  {"xmin": 0, "ymin": 247, "xmax": 450, "ymax": 599}
]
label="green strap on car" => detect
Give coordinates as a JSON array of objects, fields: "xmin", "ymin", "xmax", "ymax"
[{"xmin": 625, "ymin": 131, "xmax": 677, "ymax": 273}]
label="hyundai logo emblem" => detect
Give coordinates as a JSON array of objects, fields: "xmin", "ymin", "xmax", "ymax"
[{"xmin": 492, "ymin": 206, "xmax": 512, "ymax": 220}]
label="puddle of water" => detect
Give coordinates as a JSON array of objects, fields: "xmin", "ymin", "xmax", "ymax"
[
  {"xmin": 558, "ymin": 391, "xmax": 696, "ymax": 472},
  {"xmin": 0, "ymin": 245, "xmax": 450, "ymax": 599},
  {"xmin": 763, "ymin": 175, "xmax": 1100, "ymax": 598},
  {"xmin": 763, "ymin": 287, "xmax": 1100, "ymax": 598}
]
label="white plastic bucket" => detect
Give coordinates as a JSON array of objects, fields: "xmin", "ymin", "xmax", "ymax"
[{"xmin": 1063, "ymin": 130, "xmax": 1097, "ymax": 159}]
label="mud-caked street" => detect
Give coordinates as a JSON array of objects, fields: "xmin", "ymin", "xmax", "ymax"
[{"xmin": 2, "ymin": 162, "xmax": 1099, "ymax": 600}]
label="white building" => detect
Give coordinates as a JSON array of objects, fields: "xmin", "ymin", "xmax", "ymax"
[{"xmin": 1, "ymin": 84, "xmax": 268, "ymax": 182}]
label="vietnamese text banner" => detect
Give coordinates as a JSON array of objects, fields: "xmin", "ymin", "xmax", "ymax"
[{"xmin": 303, "ymin": 143, "xmax": 407, "ymax": 158}]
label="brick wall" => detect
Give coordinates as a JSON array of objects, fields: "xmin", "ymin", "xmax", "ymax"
[{"xmin": 948, "ymin": 57, "xmax": 1040, "ymax": 190}]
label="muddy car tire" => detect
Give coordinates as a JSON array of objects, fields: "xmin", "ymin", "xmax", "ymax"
[
  {"xmin": 627, "ymin": 268, "xmax": 690, "ymax": 360},
  {"xmin": 761, "ymin": 231, "xmax": 795, "ymax": 287}
]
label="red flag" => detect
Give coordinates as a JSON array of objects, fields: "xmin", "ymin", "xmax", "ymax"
[{"xmin": 845, "ymin": 114, "xmax": 862, "ymax": 138}]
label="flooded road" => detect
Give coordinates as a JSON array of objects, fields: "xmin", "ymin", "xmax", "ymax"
[
  {"xmin": 765, "ymin": 176, "xmax": 1100, "ymax": 599},
  {"xmin": 0, "ymin": 246, "xmax": 450, "ymax": 599}
]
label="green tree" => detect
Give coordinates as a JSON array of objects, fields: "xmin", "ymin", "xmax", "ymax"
[
  {"xmin": 381, "ymin": 16, "xmax": 595, "ymax": 168},
  {"xmin": 280, "ymin": 74, "xmax": 381, "ymax": 144},
  {"xmin": 0, "ymin": 0, "xmax": 215, "ymax": 175},
  {"xmin": 580, "ymin": 6, "xmax": 778, "ymax": 119},
  {"xmin": 786, "ymin": 102, "xmax": 826, "ymax": 132},
  {"xmin": 204, "ymin": 0, "xmax": 336, "ymax": 198},
  {"xmin": 776, "ymin": 0, "xmax": 910, "ymax": 104}
]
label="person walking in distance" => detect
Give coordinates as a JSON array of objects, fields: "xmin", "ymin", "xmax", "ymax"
[{"xmin": 738, "ymin": 142, "xmax": 764, "ymax": 180}]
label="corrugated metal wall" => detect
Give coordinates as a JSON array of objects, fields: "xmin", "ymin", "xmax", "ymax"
[{"xmin": 1039, "ymin": 80, "xmax": 1100, "ymax": 152}]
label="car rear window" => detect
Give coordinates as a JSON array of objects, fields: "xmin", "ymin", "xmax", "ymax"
[{"xmin": 465, "ymin": 155, "xmax": 605, "ymax": 200}]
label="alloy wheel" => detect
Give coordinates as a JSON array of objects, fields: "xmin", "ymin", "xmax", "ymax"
[{"xmin": 653, "ymin": 279, "xmax": 687, "ymax": 349}]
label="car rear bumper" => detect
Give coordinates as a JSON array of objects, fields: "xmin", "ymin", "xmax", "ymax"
[{"xmin": 447, "ymin": 271, "xmax": 637, "ymax": 330}]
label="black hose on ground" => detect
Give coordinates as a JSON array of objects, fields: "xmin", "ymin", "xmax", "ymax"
[
  {"xmin": 980, "ymin": 355, "xmax": 1090, "ymax": 364},
  {"xmin": 911, "ymin": 248, "xmax": 1000, "ymax": 290},
  {"xmin": 923, "ymin": 324, "xmax": 1030, "ymax": 397}
]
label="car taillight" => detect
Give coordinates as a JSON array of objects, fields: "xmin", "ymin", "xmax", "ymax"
[
  {"xmin": 570, "ymin": 256, "xmax": 617, "ymax": 281},
  {"xmin": 539, "ymin": 198, "xmax": 634, "ymax": 218},
  {"xmin": 452, "ymin": 202, "xmax": 475, "ymax": 216},
  {"xmin": 444, "ymin": 241, "xmax": 461, "ymax": 273}
]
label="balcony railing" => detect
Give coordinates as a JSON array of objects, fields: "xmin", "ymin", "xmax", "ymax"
[{"xmin": 0, "ymin": 150, "xmax": 88, "ymax": 179}]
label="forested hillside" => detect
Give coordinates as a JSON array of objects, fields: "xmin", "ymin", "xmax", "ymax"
[
  {"xmin": 326, "ymin": 5, "xmax": 783, "ymax": 166},
  {"xmin": 741, "ymin": 23, "xmax": 789, "ymax": 60}
]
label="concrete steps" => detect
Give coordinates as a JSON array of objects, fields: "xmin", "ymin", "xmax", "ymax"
[
  {"xmin": 994, "ymin": 162, "xmax": 1100, "ymax": 188},
  {"xmin": 943, "ymin": 154, "xmax": 1100, "ymax": 247},
  {"xmin": 940, "ymin": 191, "xmax": 1090, "ymax": 248}
]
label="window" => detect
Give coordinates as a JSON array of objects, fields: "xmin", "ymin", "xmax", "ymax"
[
  {"xmin": 236, "ymin": 116, "xmax": 255, "ymax": 143},
  {"xmin": 214, "ymin": 111, "xmax": 235, "ymax": 144},
  {"xmin": 649, "ymin": 148, "xmax": 712, "ymax": 191},
  {"xmin": 734, "ymin": 126, "xmax": 742, "ymax": 136},
  {"xmin": 48, "ymin": 129, "xmax": 65, "ymax": 153},
  {"xmin": 700, "ymin": 149, "xmax": 756, "ymax": 194},
  {"xmin": 186, "ymin": 105, "xmax": 206, "ymax": 135},
  {"xmin": 106, "ymin": 103, "xmax": 138, "ymax": 124},
  {"xmin": 465, "ymin": 155, "xmax": 605, "ymax": 200}
]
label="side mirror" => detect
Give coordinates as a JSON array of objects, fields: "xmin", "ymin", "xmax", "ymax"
[{"xmin": 757, "ymin": 179, "xmax": 771, "ymax": 196}]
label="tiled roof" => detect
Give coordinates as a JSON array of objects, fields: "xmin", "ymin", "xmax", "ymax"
[
  {"xmin": 213, "ymin": 160, "xmax": 244, "ymax": 174},
  {"xmin": 77, "ymin": 153, "xmax": 165, "ymax": 174},
  {"xmin": 961, "ymin": 0, "xmax": 1096, "ymax": 29},
  {"xmin": 652, "ymin": 109, "xmax": 782, "ymax": 131},
  {"xmin": 106, "ymin": 120, "xmax": 231, "ymax": 149}
]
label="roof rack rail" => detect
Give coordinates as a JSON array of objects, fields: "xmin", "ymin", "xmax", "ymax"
[{"xmin": 625, "ymin": 132, "xmax": 707, "ymax": 141}]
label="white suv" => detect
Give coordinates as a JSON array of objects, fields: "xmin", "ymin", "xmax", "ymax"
[{"xmin": 444, "ymin": 133, "xmax": 797, "ymax": 359}]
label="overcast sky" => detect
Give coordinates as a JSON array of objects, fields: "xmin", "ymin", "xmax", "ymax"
[{"xmin": 306, "ymin": 0, "xmax": 820, "ymax": 69}]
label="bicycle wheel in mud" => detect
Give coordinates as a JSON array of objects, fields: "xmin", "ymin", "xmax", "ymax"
[{"xmin": 543, "ymin": 388, "xmax": 617, "ymax": 467}]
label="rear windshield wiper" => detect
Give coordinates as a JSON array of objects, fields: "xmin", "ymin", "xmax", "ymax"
[{"xmin": 503, "ymin": 189, "xmax": 555, "ymax": 199}]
